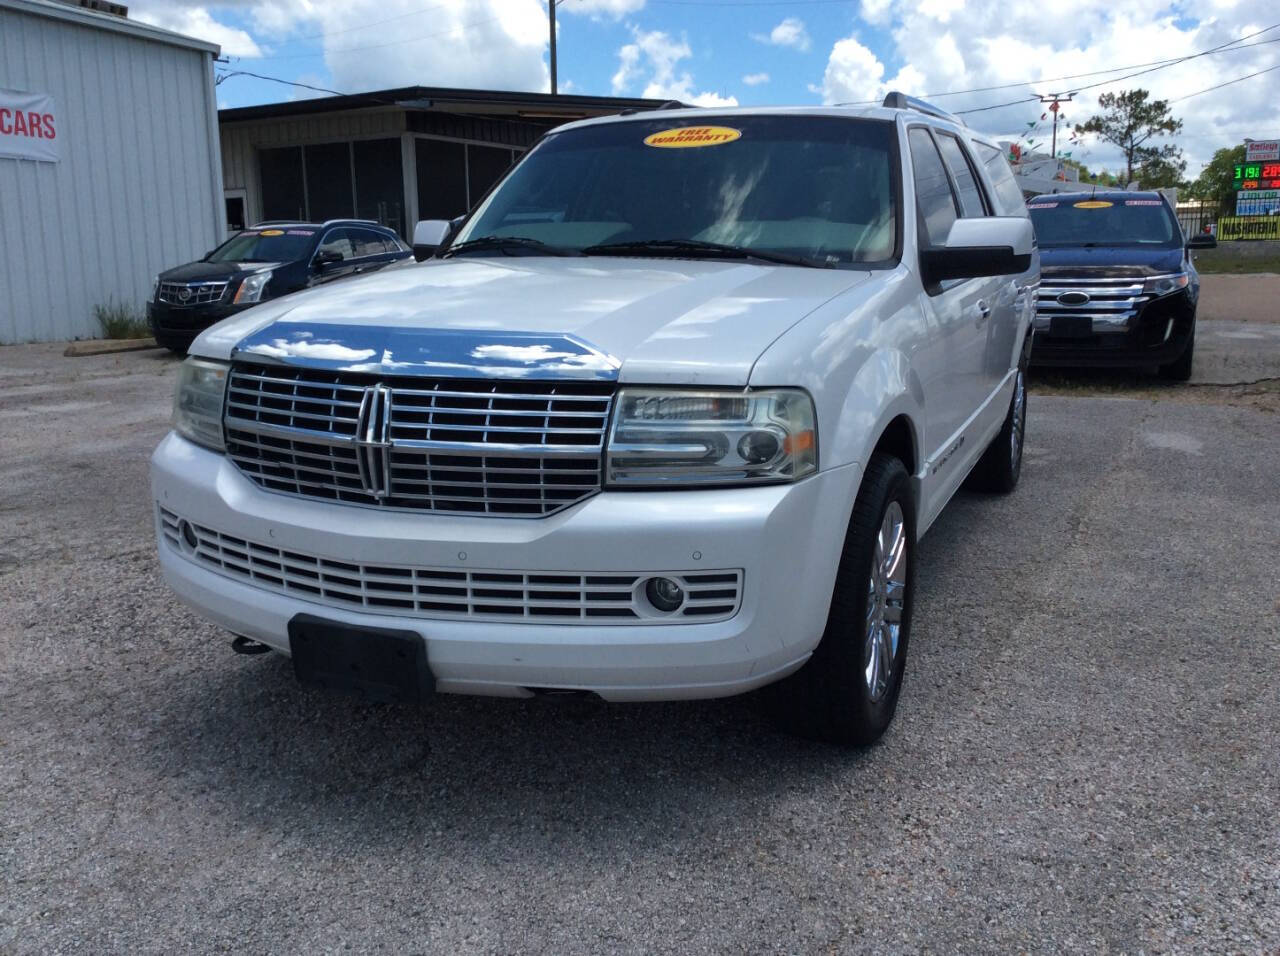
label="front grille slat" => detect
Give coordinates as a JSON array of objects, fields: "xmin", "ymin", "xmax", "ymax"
[
  {"xmin": 158, "ymin": 281, "xmax": 229, "ymax": 306},
  {"xmin": 1034, "ymin": 277, "xmax": 1153, "ymax": 331},
  {"xmin": 160, "ymin": 507, "xmax": 742, "ymax": 625},
  {"xmin": 224, "ymin": 363, "xmax": 612, "ymax": 517}
]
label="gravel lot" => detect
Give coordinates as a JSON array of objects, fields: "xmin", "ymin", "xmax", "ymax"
[{"xmin": 1, "ymin": 307, "xmax": 1278, "ymax": 952}]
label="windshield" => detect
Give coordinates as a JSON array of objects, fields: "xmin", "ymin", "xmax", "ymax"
[
  {"xmin": 1027, "ymin": 198, "xmax": 1181, "ymax": 248},
  {"xmin": 206, "ymin": 228, "xmax": 317, "ymax": 263},
  {"xmin": 453, "ymin": 115, "xmax": 898, "ymax": 266}
]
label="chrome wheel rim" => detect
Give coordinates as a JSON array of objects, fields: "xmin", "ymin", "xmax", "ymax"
[
  {"xmin": 1010, "ymin": 369, "xmax": 1026, "ymax": 472},
  {"xmin": 864, "ymin": 500, "xmax": 907, "ymax": 703}
]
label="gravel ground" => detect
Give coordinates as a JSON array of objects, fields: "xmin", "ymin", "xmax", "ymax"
[
  {"xmin": 1, "ymin": 325, "xmax": 1278, "ymax": 953},
  {"xmin": 1197, "ymin": 274, "xmax": 1280, "ymax": 325}
]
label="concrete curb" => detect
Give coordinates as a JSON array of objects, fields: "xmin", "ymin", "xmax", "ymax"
[{"xmin": 64, "ymin": 337, "xmax": 160, "ymax": 357}]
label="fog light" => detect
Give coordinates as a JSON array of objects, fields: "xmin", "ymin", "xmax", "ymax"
[
  {"xmin": 737, "ymin": 430, "xmax": 781, "ymax": 465},
  {"xmin": 645, "ymin": 577, "xmax": 684, "ymax": 613}
]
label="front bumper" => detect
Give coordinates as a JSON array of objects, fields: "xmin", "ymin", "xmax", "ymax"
[
  {"xmin": 1030, "ymin": 290, "xmax": 1195, "ymax": 368},
  {"xmin": 151, "ymin": 433, "xmax": 860, "ymax": 701},
  {"xmin": 147, "ymin": 301, "xmax": 254, "ymax": 347}
]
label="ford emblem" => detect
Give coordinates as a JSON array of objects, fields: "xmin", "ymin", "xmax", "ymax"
[{"xmin": 1056, "ymin": 291, "xmax": 1090, "ymax": 306}]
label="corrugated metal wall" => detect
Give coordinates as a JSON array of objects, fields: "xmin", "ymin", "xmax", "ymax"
[{"xmin": 0, "ymin": 6, "xmax": 222, "ymax": 343}]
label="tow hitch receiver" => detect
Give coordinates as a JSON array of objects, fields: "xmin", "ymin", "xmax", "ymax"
[{"xmin": 287, "ymin": 614, "xmax": 434, "ymax": 703}]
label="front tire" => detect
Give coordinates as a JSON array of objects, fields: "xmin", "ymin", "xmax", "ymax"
[
  {"xmin": 767, "ymin": 452, "xmax": 916, "ymax": 746},
  {"xmin": 1158, "ymin": 321, "xmax": 1195, "ymax": 381}
]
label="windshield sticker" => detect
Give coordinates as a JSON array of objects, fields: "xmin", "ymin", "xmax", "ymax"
[
  {"xmin": 644, "ymin": 126, "xmax": 742, "ymax": 149},
  {"xmin": 1073, "ymin": 200, "xmax": 1114, "ymax": 209},
  {"xmin": 259, "ymin": 229, "xmax": 285, "ymax": 236},
  {"xmin": 1027, "ymin": 203, "xmax": 1058, "ymax": 209},
  {"xmin": 1124, "ymin": 199, "xmax": 1162, "ymax": 206},
  {"xmin": 286, "ymin": 229, "xmax": 315, "ymax": 235}
]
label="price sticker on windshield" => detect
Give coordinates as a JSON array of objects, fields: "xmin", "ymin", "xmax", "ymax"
[
  {"xmin": 1072, "ymin": 200, "xmax": 1114, "ymax": 209},
  {"xmin": 644, "ymin": 126, "xmax": 742, "ymax": 149}
]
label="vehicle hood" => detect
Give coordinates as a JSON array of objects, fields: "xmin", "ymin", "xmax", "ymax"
[
  {"xmin": 1039, "ymin": 245, "xmax": 1183, "ymax": 278},
  {"xmin": 160, "ymin": 260, "xmax": 282, "ymax": 282},
  {"xmin": 192, "ymin": 257, "xmax": 873, "ymax": 386}
]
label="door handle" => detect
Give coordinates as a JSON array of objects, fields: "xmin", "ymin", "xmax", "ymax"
[{"xmin": 976, "ymin": 299, "xmax": 992, "ymax": 324}]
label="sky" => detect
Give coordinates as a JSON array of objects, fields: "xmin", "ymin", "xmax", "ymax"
[{"xmin": 128, "ymin": 0, "xmax": 1280, "ymax": 178}]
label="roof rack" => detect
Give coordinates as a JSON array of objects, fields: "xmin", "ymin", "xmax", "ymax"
[
  {"xmin": 249, "ymin": 218, "xmax": 384, "ymax": 229},
  {"xmin": 617, "ymin": 99, "xmax": 691, "ymax": 116},
  {"xmin": 881, "ymin": 92, "xmax": 965, "ymax": 127}
]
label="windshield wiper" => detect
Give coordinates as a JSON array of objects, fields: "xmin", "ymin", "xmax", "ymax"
[
  {"xmin": 582, "ymin": 238, "xmax": 834, "ymax": 269},
  {"xmin": 443, "ymin": 235, "xmax": 581, "ymax": 257}
]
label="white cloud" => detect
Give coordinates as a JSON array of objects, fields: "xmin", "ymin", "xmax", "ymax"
[
  {"xmin": 611, "ymin": 28, "xmax": 738, "ymax": 107},
  {"xmin": 564, "ymin": 0, "xmax": 647, "ymax": 15},
  {"xmin": 130, "ymin": 4, "xmax": 264, "ymax": 57},
  {"xmin": 742, "ymin": 72, "xmax": 770, "ymax": 86},
  {"xmin": 317, "ymin": 0, "xmax": 549, "ymax": 93},
  {"xmin": 753, "ymin": 17, "xmax": 810, "ymax": 52},
  {"xmin": 811, "ymin": 1, "xmax": 1280, "ymax": 172}
]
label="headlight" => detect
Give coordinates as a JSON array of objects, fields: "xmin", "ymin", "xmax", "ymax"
[
  {"xmin": 173, "ymin": 357, "xmax": 228, "ymax": 451},
  {"xmin": 233, "ymin": 269, "xmax": 273, "ymax": 304},
  {"xmin": 1143, "ymin": 272, "xmax": 1190, "ymax": 296},
  {"xmin": 606, "ymin": 388, "xmax": 817, "ymax": 486},
  {"xmin": 151, "ymin": 275, "xmax": 160, "ymax": 301}
]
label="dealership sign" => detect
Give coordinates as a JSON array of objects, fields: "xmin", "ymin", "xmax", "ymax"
[
  {"xmin": 1244, "ymin": 140, "xmax": 1280, "ymax": 162},
  {"xmin": 0, "ymin": 88, "xmax": 59, "ymax": 163}
]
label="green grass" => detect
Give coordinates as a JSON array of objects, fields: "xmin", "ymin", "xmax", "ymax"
[
  {"xmin": 1194, "ymin": 254, "xmax": 1280, "ymax": 274},
  {"xmin": 93, "ymin": 300, "xmax": 151, "ymax": 339}
]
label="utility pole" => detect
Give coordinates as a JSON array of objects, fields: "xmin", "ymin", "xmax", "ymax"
[
  {"xmin": 548, "ymin": 0, "xmax": 557, "ymax": 95},
  {"xmin": 1039, "ymin": 92, "xmax": 1073, "ymax": 159}
]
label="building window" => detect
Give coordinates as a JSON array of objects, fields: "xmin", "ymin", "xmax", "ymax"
[
  {"xmin": 303, "ymin": 142, "xmax": 354, "ymax": 222},
  {"xmin": 467, "ymin": 144, "xmax": 514, "ymax": 205},
  {"xmin": 258, "ymin": 146, "xmax": 306, "ymax": 222},
  {"xmin": 354, "ymin": 139, "xmax": 404, "ymax": 236},
  {"xmin": 416, "ymin": 139, "xmax": 467, "ymax": 221}
]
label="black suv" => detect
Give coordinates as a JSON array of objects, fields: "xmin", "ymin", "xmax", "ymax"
[
  {"xmin": 148, "ymin": 220, "xmax": 412, "ymax": 352},
  {"xmin": 1027, "ymin": 191, "xmax": 1215, "ymax": 380}
]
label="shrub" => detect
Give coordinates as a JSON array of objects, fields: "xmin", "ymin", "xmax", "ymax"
[{"xmin": 93, "ymin": 299, "xmax": 150, "ymax": 340}]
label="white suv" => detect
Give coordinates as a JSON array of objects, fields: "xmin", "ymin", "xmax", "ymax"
[{"xmin": 153, "ymin": 94, "xmax": 1038, "ymax": 745}]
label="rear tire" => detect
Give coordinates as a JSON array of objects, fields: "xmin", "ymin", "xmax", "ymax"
[
  {"xmin": 1158, "ymin": 322, "xmax": 1195, "ymax": 381},
  {"xmin": 965, "ymin": 365, "xmax": 1026, "ymax": 494},
  {"xmin": 766, "ymin": 452, "xmax": 915, "ymax": 746}
]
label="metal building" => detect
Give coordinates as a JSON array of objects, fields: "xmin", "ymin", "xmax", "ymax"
[
  {"xmin": 219, "ymin": 87, "xmax": 666, "ymax": 240},
  {"xmin": 0, "ymin": 0, "xmax": 222, "ymax": 343}
]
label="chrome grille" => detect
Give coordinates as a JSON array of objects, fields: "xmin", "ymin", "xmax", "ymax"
[
  {"xmin": 1035, "ymin": 276, "xmax": 1151, "ymax": 333},
  {"xmin": 223, "ymin": 362, "xmax": 613, "ymax": 516},
  {"xmin": 158, "ymin": 280, "xmax": 229, "ymax": 306},
  {"xmin": 158, "ymin": 507, "xmax": 742, "ymax": 624}
]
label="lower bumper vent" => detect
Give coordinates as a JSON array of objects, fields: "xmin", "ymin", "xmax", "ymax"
[{"xmin": 158, "ymin": 507, "xmax": 743, "ymax": 625}]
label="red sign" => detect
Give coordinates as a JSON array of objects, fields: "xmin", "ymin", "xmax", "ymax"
[{"xmin": 0, "ymin": 88, "xmax": 59, "ymax": 163}]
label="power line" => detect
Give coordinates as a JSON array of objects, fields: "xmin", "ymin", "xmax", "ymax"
[
  {"xmin": 1168, "ymin": 62, "xmax": 1280, "ymax": 103},
  {"xmin": 837, "ymin": 37, "xmax": 1280, "ymax": 106},
  {"xmin": 953, "ymin": 21, "xmax": 1280, "ymax": 115}
]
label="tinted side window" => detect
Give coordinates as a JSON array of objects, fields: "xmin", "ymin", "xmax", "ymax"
[
  {"xmin": 317, "ymin": 229, "xmax": 356, "ymax": 261},
  {"xmin": 351, "ymin": 229, "xmax": 390, "ymax": 258},
  {"xmin": 936, "ymin": 134, "xmax": 986, "ymax": 217},
  {"xmin": 908, "ymin": 127, "xmax": 958, "ymax": 247},
  {"xmin": 974, "ymin": 142, "xmax": 1027, "ymax": 217}
]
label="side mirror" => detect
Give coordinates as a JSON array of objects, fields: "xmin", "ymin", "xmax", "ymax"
[
  {"xmin": 413, "ymin": 219, "xmax": 452, "ymax": 261},
  {"xmin": 1186, "ymin": 233, "xmax": 1217, "ymax": 250},
  {"xmin": 313, "ymin": 248, "xmax": 344, "ymax": 270},
  {"xmin": 921, "ymin": 217, "xmax": 1034, "ymax": 284}
]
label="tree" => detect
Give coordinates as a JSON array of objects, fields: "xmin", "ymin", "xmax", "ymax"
[
  {"xmin": 1186, "ymin": 145, "xmax": 1246, "ymax": 206},
  {"xmin": 1134, "ymin": 152, "xmax": 1188, "ymax": 189},
  {"xmin": 1074, "ymin": 89, "xmax": 1184, "ymax": 185}
]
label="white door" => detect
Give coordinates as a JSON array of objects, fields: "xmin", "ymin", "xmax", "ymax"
[{"xmin": 906, "ymin": 126, "xmax": 995, "ymax": 508}]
